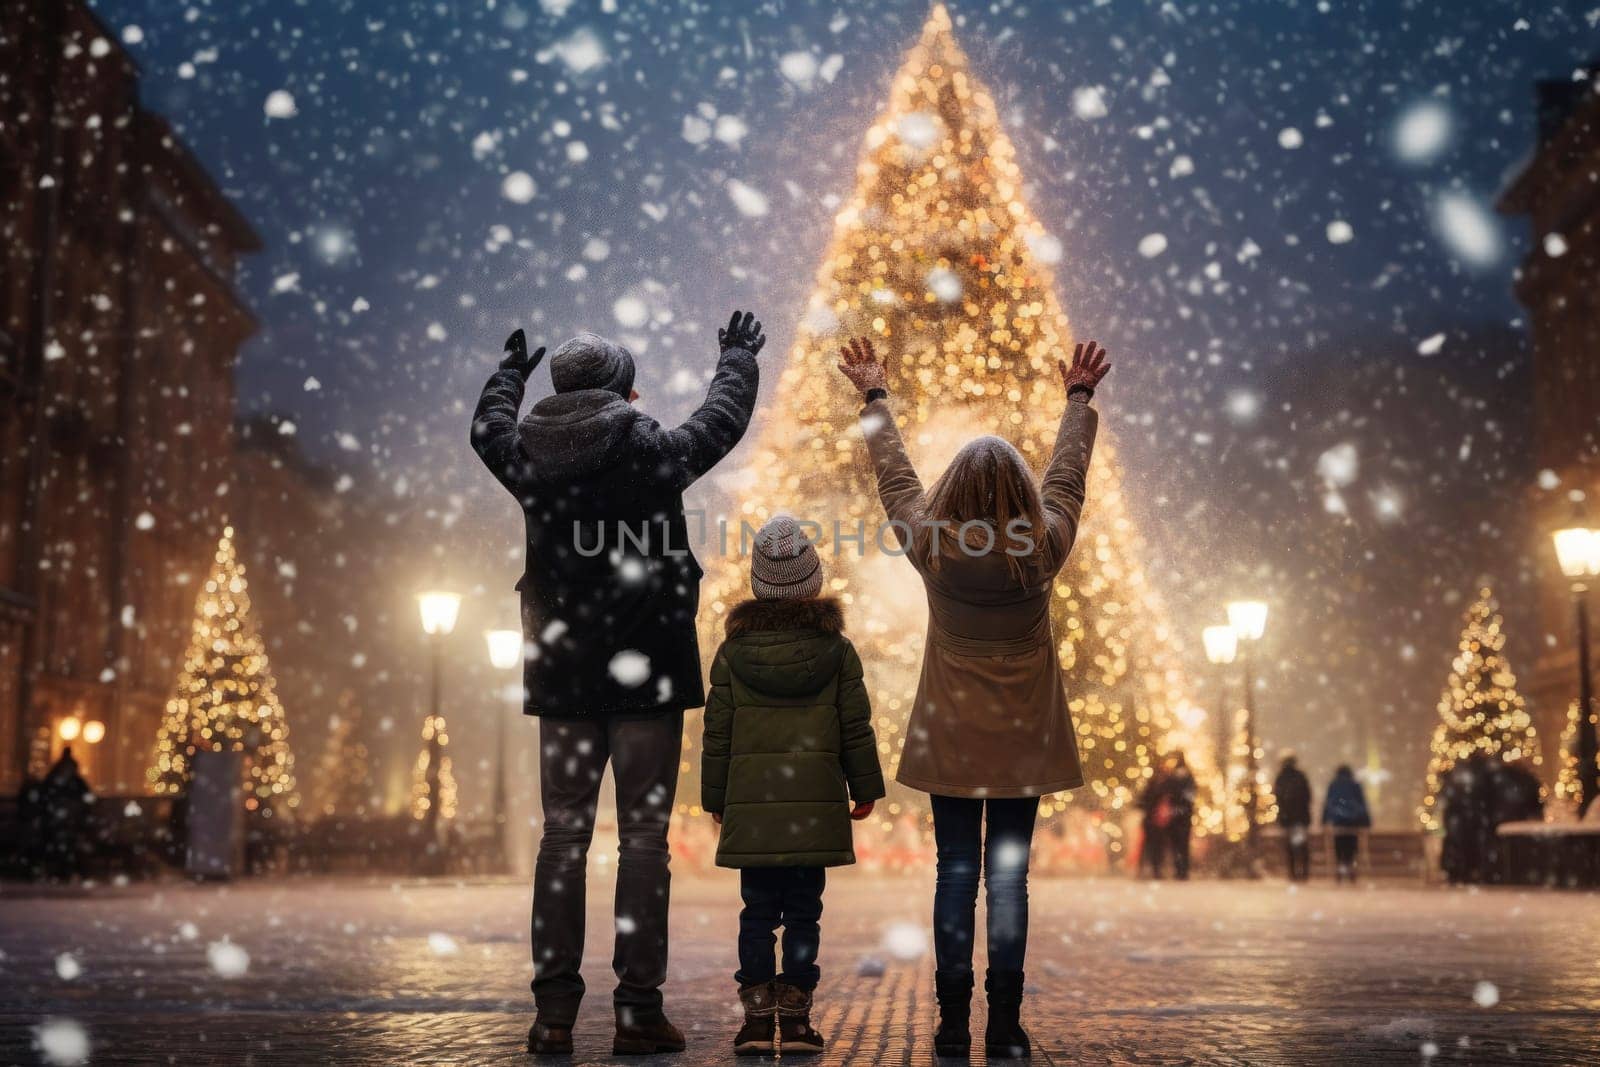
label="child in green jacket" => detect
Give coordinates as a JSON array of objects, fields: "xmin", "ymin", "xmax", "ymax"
[{"xmin": 702, "ymin": 515, "xmax": 886, "ymax": 1057}]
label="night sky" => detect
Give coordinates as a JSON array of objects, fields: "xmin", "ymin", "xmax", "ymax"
[{"xmin": 90, "ymin": 0, "xmax": 1597, "ymax": 821}]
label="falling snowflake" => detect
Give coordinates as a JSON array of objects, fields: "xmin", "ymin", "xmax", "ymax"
[
  {"xmin": 501, "ymin": 171, "xmax": 537, "ymax": 204},
  {"xmin": 263, "ymin": 90, "xmax": 297, "ymax": 119},
  {"xmin": 206, "ymin": 939, "xmax": 250, "ymax": 978},
  {"xmin": 609, "ymin": 650, "xmax": 651, "ymax": 687},
  {"xmin": 725, "ymin": 179, "xmax": 769, "ymax": 218},
  {"xmin": 882, "ymin": 921, "xmax": 928, "ymax": 962},
  {"xmin": 33, "ymin": 1019, "xmax": 90, "ymax": 1066}
]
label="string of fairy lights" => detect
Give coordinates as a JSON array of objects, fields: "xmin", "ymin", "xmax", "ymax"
[{"xmin": 683, "ymin": 4, "xmax": 1216, "ymax": 853}]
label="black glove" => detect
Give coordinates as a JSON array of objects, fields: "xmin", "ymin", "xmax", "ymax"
[
  {"xmin": 717, "ymin": 309, "xmax": 766, "ymax": 356},
  {"xmin": 499, "ymin": 329, "xmax": 546, "ymax": 379}
]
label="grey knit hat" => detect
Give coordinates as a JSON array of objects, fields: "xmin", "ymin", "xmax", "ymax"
[
  {"xmin": 549, "ymin": 332, "xmax": 636, "ymax": 397},
  {"xmin": 750, "ymin": 516, "xmax": 824, "ymax": 601}
]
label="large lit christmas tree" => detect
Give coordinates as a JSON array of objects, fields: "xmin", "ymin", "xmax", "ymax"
[
  {"xmin": 1418, "ymin": 587, "xmax": 1541, "ymax": 830},
  {"xmin": 687, "ymin": 5, "xmax": 1209, "ymax": 851},
  {"xmin": 149, "ymin": 525, "xmax": 298, "ymax": 818}
]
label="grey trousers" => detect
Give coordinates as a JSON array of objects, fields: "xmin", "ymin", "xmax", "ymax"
[{"xmin": 531, "ymin": 711, "xmax": 683, "ymax": 1023}]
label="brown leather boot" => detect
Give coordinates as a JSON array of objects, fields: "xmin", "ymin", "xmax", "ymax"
[
  {"xmin": 774, "ymin": 982, "xmax": 825, "ymax": 1055},
  {"xmin": 612, "ymin": 1006, "xmax": 687, "ymax": 1055},
  {"xmin": 527, "ymin": 1018, "xmax": 573, "ymax": 1055},
  {"xmin": 733, "ymin": 982, "xmax": 777, "ymax": 1057}
]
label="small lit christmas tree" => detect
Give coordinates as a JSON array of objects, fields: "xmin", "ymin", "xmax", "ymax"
[
  {"xmin": 1223, "ymin": 707, "xmax": 1275, "ymax": 836},
  {"xmin": 310, "ymin": 691, "xmax": 373, "ymax": 819},
  {"xmin": 1418, "ymin": 587, "xmax": 1540, "ymax": 830},
  {"xmin": 1554, "ymin": 699, "xmax": 1598, "ymax": 811},
  {"xmin": 685, "ymin": 4, "xmax": 1207, "ymax": 852},
  {"xmin": 149, "ymin": 525, "xmax": 298, "ymax": 818},
  {"xmin": 409, "ymin": 712, "xmax": 457, "ymax": 824}
]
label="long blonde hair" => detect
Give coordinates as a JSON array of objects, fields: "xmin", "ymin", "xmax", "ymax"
[{"xmin": 920, "ymin": 435, "xmax": 1044, "ymax": 581}]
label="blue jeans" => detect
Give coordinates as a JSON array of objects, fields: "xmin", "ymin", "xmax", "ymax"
[
  {"xmin": 930, "ymin": 794, "xmax": 1040, "ymax": 975},
  {"xmin": 735, "ymin": 866, "xmax": 825, "ymax": 991}
]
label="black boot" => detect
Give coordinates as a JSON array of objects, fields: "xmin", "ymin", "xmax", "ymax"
[
  {"xmin": 774, "ymin": 982, "xmax": 825, "ymax": 1055},
  {"xmin": 733, "ymin": 982, "xmax": 776, "ymax": 1057},
  {"xmin": 527, "ymin": 1017, "xmax": 573, "ymax": 1055},
  {"xmin": 933, "ymin": 969, "xmax": 974, "ymax": 1057},
  {"xmin": 612, "ymin": 1006, "xmax": 686, "ymax": 1056},
  {"xmin": 984, "ymin": 969, "xmax": 1031, "ymax": 1059}
]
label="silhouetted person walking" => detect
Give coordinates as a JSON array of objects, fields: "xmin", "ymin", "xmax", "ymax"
[
  {"xmin": 1320, "ymin": 765, "xmax": 1370, "ymax": 884},
  {"xmin": 1273, "ymin": 754, "xmax": 1312, "ymax": 882},
  {"xmin": 1162, "ymin": 752, "xmax": 1197, "ymax": 880}
]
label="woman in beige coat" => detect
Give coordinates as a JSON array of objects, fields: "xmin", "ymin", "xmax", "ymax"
[{"xmin": 836, "ymin": 336, "xmax": 1108, "ymax": 1060}]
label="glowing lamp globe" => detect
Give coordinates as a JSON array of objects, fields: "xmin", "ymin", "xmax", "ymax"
[
  {"xmin": 485, "ymin": 629, "xmax": 523, "ymax": 671},
  {"xmin": 416, "ymin": 591, "xmax": 462, "ymax": 636},
  {"xmin": 1226, "ymin": 600, "xmax": 1269, "ymax": 642},
  {"xmin": 57, "ymin": 717, "xmax": 82, "ymax": 742},
  {"xmin": 1552, "ymin": 527, "xmax": 1600, "ymax": 580},
  {"xmin": 1202, "ymin": 624, "xmax": 1239, "ymax": 666},
  {"xmin": 82, "ymin": 720, "xmax": 106, "ymax": 745}
]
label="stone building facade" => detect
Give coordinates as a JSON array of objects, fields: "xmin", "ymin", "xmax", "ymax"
[
  {"xmin": 1500, "ymin": 72, "xmax": 1600, "ymax": 764},
  {"xmin": 0, "ymin": 1, "xmax": 259, "ymax": 792}
]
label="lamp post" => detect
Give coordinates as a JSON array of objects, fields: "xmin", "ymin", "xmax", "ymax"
[
  {"xmin": 1552, "ymin": 526, "xmax": 1600, "ymax": 816},
  {"xmin": 1202, "ymin": 623, "xmax": 1239, "ymax": 829},
  {"xmin": 416, "ymin": 590, "xmax": 461, "ymax": 850},
  {"xmin": 485, "ymin": 628, "xmax": 522, "ymax": 871},
  {"xmin": 1226, "ymin": 600, "xmax": 1268, "ymax": 848}
]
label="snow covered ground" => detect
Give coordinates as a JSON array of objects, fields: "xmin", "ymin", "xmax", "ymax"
[{"xmin": 3, "ymin": 874, "xmax": 1597, "ymax": 1065}]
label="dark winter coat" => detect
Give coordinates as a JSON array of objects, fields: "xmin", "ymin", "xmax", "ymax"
[
  {"xmin": 470, "ymin": 346, "xmax": 759, "ymax": 717},
  {"xmin": 1321, "ymin": 770, "xmax": 1372, "ymax": 829},
  {"xmin": 701, "ymin": 597, "xmax": 886, "ymax": 868},
  {"xmin": 1273, "ymin": 763, "xmax": 1313, "ymax": 826},
  {"xmin": 1440, "ymin": 755, "xmax": 1543, "ymax": 884}
]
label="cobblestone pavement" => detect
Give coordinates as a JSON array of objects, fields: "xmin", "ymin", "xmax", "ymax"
[{"xmin": 3, "ymin": 872, "xmax": 1600, "ymax": 1066}]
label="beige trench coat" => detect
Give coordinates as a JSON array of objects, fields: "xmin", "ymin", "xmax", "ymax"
[{"xmin": 861, "ymin": 396, "xmax": 1099, "ymax": 799}]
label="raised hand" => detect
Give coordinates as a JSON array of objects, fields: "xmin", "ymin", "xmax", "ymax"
[
  {"xmin": 718, "ymin": 309, "xmax": 766, "ymax": 355},
  {"xmin": 836, "ymin": 335, "xmax": 888, "ymax": 396},
  {"xmin": 1057, "ymin": 339, "xmax": 1111, "ymax": 399},
  {"xmin": 850, "ymin": 800, "xmax": 875, "ymax": 821},
  {"xmin": 499, "ymin": 329, "xmax": 546, "ymax": 380}
]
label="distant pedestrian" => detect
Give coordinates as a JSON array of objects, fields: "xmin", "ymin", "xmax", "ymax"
[
  {"xmin": 1137, "ymin": 763, "xmax": 1171, "ymax": 878},
  {"xmin": 1163, "ymin": 752, "xmax": 1197, "ymax": 880},
  {"xmin": 701, "ymin": 516, "xmax": 885, "ymax": 1058},
  {"xmin": 1441, "ymin": 754, "xmax": 1544, "ymax": 884},
  {"xmin": 1273, "ymin": 754, "xmax": 1313, "ymax": 882},
  {"xmin": 37, "ymin": 747, "xmax": 92, "ymax": 881},
  {"xmin": 1320, "ymin": 765, "xmax": 1371, "ymax": 884}
]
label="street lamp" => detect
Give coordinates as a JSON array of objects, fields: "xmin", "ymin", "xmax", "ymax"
[
  {"xmin": 1552, "ymin": 525, "xmax": 1600, "ymax": 816},
  {"xmin": 1226, "ymin": 600, "xmax": 1268, "ymax": 848},
  {"xmin": 415, "ymin": 590, "xmax": 461, "ymax": 852},
  {"xmin": 485, "ymin": 628, "xmax": 522, "ymax": 870},
  {"xmin": 1202, "ymin": 624, "xmax": 1239, "ymax": 827}
]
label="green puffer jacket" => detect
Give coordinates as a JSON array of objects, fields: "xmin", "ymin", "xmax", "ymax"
[{"xmin": 702, "ymin": 597, "xmax": 886, "ymax": 868}]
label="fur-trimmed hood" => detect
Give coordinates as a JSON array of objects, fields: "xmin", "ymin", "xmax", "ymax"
[{"xmin": 726, "ymin": 596, "xmax": 844, "ymax": 638}]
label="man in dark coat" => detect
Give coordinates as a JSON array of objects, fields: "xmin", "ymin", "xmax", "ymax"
[
  {"xmin": 471, "ymin": 310, "xmax": 764, "ymax": 1056},
  {"xmin": 1273, "ymin": 753, "xmax": 1313, "ymax": 881}
]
